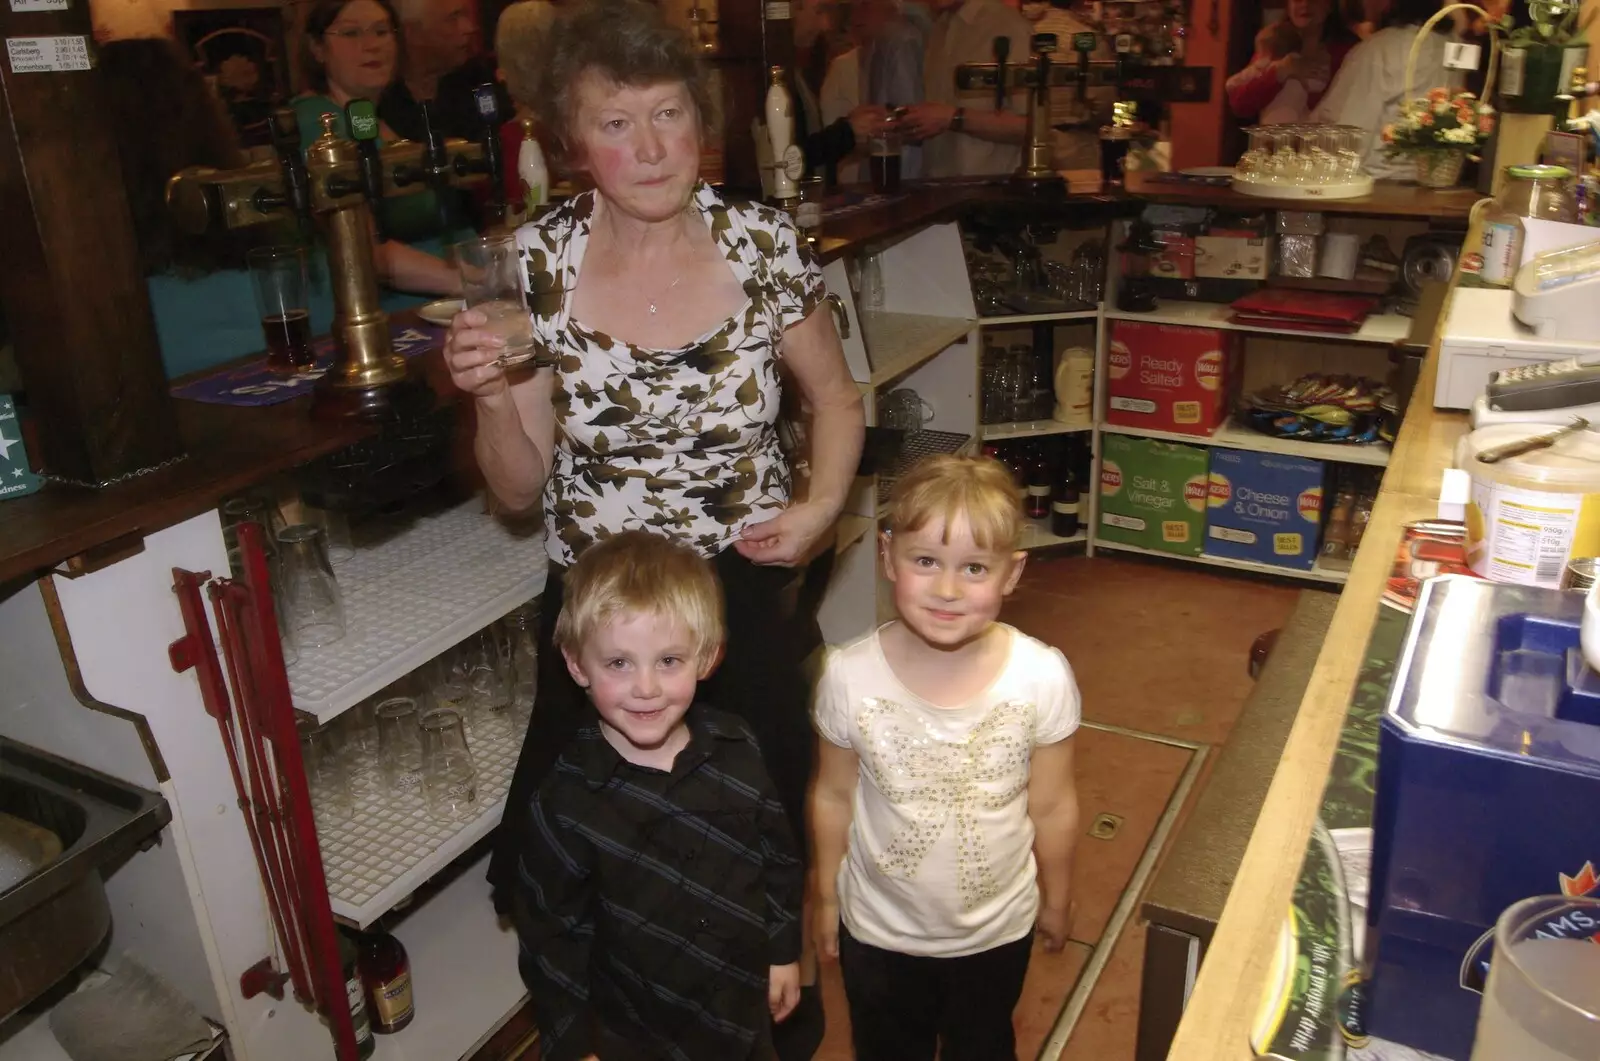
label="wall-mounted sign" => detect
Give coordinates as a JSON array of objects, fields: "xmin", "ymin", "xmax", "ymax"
[{"xmin": 6, "ymin": 34, "xmax": 91, "ymax": 73}]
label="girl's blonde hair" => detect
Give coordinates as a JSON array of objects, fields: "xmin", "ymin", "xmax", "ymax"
[
  {"xmin": 884, "ymin": 454, "xmax": 1024, "ymax": 551},
  {"xmin": 554, "ymin": 531, "xmax": 725, "ymax": 665}
]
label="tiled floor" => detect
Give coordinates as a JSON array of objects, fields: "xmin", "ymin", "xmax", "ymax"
[{"xmin": 813, "ymin": 553, "xmax": 1303, "ymax": 1061}]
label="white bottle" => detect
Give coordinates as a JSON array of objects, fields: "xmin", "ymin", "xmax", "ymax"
[
  {"xmin": 765, "ymin": 66, "xmax": 798, "ymax": 201},
  {"xmin": 518, "ymin": 118, "xmax": 548, "ymax": 215}
]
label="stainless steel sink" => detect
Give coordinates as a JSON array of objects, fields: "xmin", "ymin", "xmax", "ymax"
[{"xmin": 0, "ymin": 737, "xmax": 169, "ymax": 1022}]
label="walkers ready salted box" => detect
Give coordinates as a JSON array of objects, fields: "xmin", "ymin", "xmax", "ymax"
[
  {"xmin": 1205, "ymin": 449, "xmax": 1325, "ymax": 570},
  {"xmin": 1097, "ymin": 435, "xmax": 1208, "ymax": 556},
  {"xmin": 1105, "ymin": 321, "xmax": 1234, "ymax": 435}
]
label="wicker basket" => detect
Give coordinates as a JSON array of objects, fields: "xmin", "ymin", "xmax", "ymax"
[{"xmin": 1398, "ymin": 3, "xmax": 1500, "ymax": 189}]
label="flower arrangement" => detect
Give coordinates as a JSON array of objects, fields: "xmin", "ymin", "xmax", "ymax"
[
  {"xmin": 1504, "ymin": 0, "xmax": 1583, "ymax": 48},
  {"xmin": 1382, "ymin": 88, "xmax": 1496, "ymax": 159}
]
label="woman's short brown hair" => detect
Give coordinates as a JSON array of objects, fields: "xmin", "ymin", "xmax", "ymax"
[
  {"xmin": 527, "ymin": 0, "xmax": 718, "ymax": 166},
  {"xmin": 298, "ymin": 0, "xmax": 405, "ymax": 95}
]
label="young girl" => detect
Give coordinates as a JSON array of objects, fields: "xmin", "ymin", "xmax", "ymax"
[{"xmin": 810, "ymin": 454, "xmax": 1081, "ymax": 1060}]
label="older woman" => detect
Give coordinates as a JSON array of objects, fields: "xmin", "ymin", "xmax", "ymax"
[{"xmin": 452, "ymin": 0, "xmax": 863, "ymax": 1050}]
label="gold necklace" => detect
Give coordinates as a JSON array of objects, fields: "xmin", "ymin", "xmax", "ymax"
[{"xmin": 648, "ymin": 274, "xmax": 685, "ymax": 315}]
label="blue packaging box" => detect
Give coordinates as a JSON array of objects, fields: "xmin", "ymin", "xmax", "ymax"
[{"xmin": 1204, "ymin": 449, "xmax": 1324, "ymax": 569}]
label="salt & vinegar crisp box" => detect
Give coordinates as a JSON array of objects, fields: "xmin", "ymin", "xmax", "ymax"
[
  {"xmin": 1097, "ymin": 435, "xmax": 1208, "ymax": 556},
  {"xmin": 1105, "ymin": 321, "xmax": 1234, "ymax": 435},
  {"xmin": 1205, "ymin": 449, "xmax": 1325, "ymax": 570}
]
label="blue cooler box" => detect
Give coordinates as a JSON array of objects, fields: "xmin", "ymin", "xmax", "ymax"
[
  {"xmin": 1203, "ymin": 449, "xmax": 1324, "ymax": 569},
  {"xmin": 1368, "ymin": 576, "xmax": 1600, "ymax": 1059}
]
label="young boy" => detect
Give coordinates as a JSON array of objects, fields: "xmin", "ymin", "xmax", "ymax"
[
  {"xmin": 811, "ymin": 454, "xmax": 1081, "ymax": 1061},
  {"xmin": 511, "ymin": 530, "xmax": 803, "ymax": 1061}
]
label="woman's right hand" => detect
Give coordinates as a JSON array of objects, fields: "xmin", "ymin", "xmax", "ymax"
[
  {"xmin": 443, "ymin": 308, "xmax": 511, "ymax": 399},
  {"xmin": 814, "ymin": 896, "xmax": 841, "ymax": 961}
]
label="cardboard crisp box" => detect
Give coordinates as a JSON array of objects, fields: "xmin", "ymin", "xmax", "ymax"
[
  {"xmin": 1097, "ymin": 434, "xmax": 1208, "ymax": 556},
  {"xmin": 0, "ymin": 395, "xmax": 40, "ymax": 501},
  {"xmin": 1105, "ymin": 321, "xmax": 1233, "ymax": 435},
  {"xmin": 1195, "ymin": 235, "xmax": 1272, "ymax": 280},
  {"xmin": 1205, "ymin": 449, "xmax": 1326, "ymax": 569}
]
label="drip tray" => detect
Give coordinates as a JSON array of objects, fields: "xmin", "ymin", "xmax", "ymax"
[{"xmin": 0, "ymin": 738, "xmax": 170, "ymax": 1022}]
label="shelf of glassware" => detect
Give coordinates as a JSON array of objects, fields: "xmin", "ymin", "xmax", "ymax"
[
  {"xmin": 981, "ymin": 417, "xmax": 1094, "ymax": 442},
  {"xmin": 370, "ymin": 852, "xmax": 529, "ymax": 1061},
  {"xmin": 1099, "ymin": 420, "xmax": 1391, "ymax": 467},
  {"xmin": 861, "ymin": 311, "xmax": 976, "ymax": 388},
  {"xmin": 1093, "ymin": 539, "xmax": 1350, "ymax": 585},
  {"xmin": 1102, "ymin": 302, "xmax": 1410, "ymax": 346},
  {"xmin": 977, "ymin": 309, "xmax": 1101, "ymax": 326},
  {"xmin": 321, "ymin": 712, "xmax": 525, "ymax": 927},
  {"xmin": 286, "ymin": 496, "xmax": 549, "ymax": 725}
]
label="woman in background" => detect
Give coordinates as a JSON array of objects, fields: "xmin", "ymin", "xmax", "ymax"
[
  {"xmin": 1227, "ymin": 0, "xmax": 1357, "ymax": 124},
  {"xmin": 1312, "ymin": 0, "xmax": 1458, "ymax": 179},
  {"xmin": 294, "ymin": 0, "xmax": 462, "ymax": 292}
]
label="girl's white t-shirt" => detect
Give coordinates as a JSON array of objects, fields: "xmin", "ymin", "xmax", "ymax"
[{"xmin": 814, "ymin": 623, "xmax": 1081, "ymax": 958}]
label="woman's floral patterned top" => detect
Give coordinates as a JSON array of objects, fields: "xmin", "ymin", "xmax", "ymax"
[{"xmin": 516, "ymin": 181, "xmax": 825, "ymax": 566}]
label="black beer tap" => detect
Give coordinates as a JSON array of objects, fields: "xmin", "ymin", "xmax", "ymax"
[
  {"xmin": 465, "ymin": 84, "xmax": 506, "ymax": 222},
  {"xmin": 992, "ymin": 36, "xmax": 1010, "ymax": 111},
  {"xmin": 419, "ymin": 101, "xmax": 456, "ymax": 237},
  {"xmin": 344, "ymin": 98, "xmax": 388, "ymax": 241},
  {"xmin": 267, "ymin": 107, "xmax": 313, "ymax": 235}
]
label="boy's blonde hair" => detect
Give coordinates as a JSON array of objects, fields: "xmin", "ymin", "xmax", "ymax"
[
  {"xmin": 554, "ymin": 531, "xmax": 725, "ymax": 665},
  {"xmin": 884, "ymin": 454, "xmax": 1024, "ymax": 551}
]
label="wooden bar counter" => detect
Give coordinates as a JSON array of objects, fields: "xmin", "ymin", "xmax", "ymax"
[{"xmin": 1164, "ymin": 261, "xmax": 1473, "ymax": 1060}]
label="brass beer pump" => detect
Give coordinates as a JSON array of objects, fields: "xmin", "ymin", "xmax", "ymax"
[
  {"xmin": 954, "ymin": 32, "xmax": 1212, "ymax": 195},
  {"xmin": 167, "ymin": 95, "xmax": 504, "ymax": 419}
]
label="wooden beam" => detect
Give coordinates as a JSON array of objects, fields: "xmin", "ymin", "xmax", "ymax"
[{"xmin": 0, "ymin": 3, "xmax": 182, "ymax": 484}]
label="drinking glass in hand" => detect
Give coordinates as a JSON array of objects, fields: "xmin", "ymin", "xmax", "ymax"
[
  {"xmin": 419, "ymin": 709, "xmax": 478, "ymax": 821},
  {"xmin": 455, "ymin": 235, "xmax": 542, "ymax": 368},
  {"xmin": 248, "ymin": 246, "xmax": 315, "ymax": 374},
  {"xmin": 870, "ymin": 119, "xmax": 903, "ymax": 195}
]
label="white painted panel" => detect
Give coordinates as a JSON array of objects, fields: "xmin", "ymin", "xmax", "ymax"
[
  {"xmin": 0, "ymin": 579, "xmax": 158, "ymax": 788},
  {"xmin": 878, "ymin": 222, "xmax": 976, "ymax": 320}
]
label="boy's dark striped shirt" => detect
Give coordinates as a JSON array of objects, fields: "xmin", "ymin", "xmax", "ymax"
[{"xmin": 511, "ymin": 706, "xmax": 803, "ymax": 1061}]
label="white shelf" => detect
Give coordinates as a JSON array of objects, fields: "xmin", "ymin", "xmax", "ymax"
[
  {"xmin": 1099, "ymin": 418, "xmax": 1390, "ymax": 467},
  {"xmin": 321, "ymin": 716, "xmax": 524, "ymax": 927},
  {"xmin": 287, "ymin": 498, "xmax": 549, "ymax": 724},
  {"xmin": 0, "ymin": 1002, "xmax": 223, "ymax": 1061},
  {"xmin": 1094, "ymin": 538, "xmax": 1350, "ymax": 585},
  {"xmin": 978, "ymin": 309, "xmax": 1101, "ymax": 326},
  {"xmin": 371, "ymin": 852, "xmax": 528, "ymax": 1061},
  {"xmin": 1103, "ymin": 301, "xmax": 1409, "ymax": 346},
  {"xmin": 861, "ymin": 311, "xmax": 974, "ymax": 387},
  {"xmin": 1020, "ymin": 524, "xmax": 1087, "ymax": 551},
  {"xmin": 982, "ymin": 417, "xmax": 1093, "ymax": 442}
]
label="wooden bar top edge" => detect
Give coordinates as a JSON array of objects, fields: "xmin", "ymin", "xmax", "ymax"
[{"xmin": 1163, "ymin": 246, "xmax": 1473, "ymax": 1059}]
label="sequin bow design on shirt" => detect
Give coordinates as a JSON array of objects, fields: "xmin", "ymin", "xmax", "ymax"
[{"xmin": 856, "ymin": 698, "xmax": 1035, "ymax": 910}]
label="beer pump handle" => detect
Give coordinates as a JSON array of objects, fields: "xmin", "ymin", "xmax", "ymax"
[
  {"xmin": 345, "ymin": 98, "xmax": 388, "ymax": 241},
  {"xmin": 269, "ymin": 107, "xmax": 313, "ymax": 229},
  {"xmin": 992, "ymin": 36, "xmax": 1010, "ymax": 111},
  {"xmin": 471, "ymin": 84, "xmax": 506, "ymax": 220}
]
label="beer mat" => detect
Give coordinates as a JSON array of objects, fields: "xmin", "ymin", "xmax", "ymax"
[{"xmin": 170, "ymin": 322, "xmax": 446, "ymax": 407}]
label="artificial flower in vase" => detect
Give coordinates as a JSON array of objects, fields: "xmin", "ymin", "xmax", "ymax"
[{"xmin": 1383, "ymin": 88, "xmax": 1496, "ymax": 187}]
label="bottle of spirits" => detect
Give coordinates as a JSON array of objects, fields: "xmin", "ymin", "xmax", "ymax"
[
  {"xmin": 358, "ymin": 925, "xmax": 415, "ymax": 1034},
  {"xmin": 1025, "ymin": 445, "xmax": 1052, "ymax": 520},
  {"xmin": 1052, "ymin": 452, "xmax": 1082, "ymax": 538},
  {"xmin": 339, "ymin": 931, "xmax": 377, "ymax": 1058}
]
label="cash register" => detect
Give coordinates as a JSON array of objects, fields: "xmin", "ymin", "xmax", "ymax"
[{"xmin": 1365, "ymin": 575, "xmax": 1600, "ymax": 1058}]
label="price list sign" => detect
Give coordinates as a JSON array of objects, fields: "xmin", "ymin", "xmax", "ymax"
[{"xmin": 6, "ymin": 34, "xmax": 91, "ymax": 73}]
